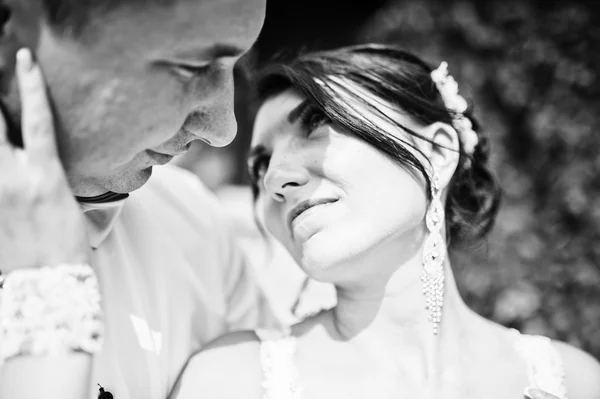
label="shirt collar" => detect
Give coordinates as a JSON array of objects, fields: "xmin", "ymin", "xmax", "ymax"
[{"xmin": 80, "ymin": 198, "xmax": 127, "ymax": 249}]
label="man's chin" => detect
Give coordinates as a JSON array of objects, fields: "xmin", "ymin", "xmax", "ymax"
[{"xmin": 100, "ymin": 166, "xmax": 154, "ymax": 194}]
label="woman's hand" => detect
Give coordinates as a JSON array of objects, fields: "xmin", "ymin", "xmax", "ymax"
[{"xmin": 0, "ymin": 48, "xmax": 89, "ymax": 273}]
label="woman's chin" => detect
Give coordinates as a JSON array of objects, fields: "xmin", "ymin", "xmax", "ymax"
[{"xmin": 297, "ymin": 232, "xmax": 353, "ymax": 282}]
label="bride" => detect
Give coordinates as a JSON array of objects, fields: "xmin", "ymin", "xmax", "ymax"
[
  {"xmin": 0, "ymin": 44, "xmax": 598, "ymax": 398},
  {"xmin": 172, "ymin": 44, "xmax": 600, "ymax": 399}
]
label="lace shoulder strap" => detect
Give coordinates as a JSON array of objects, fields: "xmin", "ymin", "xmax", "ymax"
[
  {"xmin": 255, "ymin": 328, "xmax": 301, "ymax": 399},
  {"xmin": 511, "ymin": 329, "xmax": 568, "ymax": 399}
]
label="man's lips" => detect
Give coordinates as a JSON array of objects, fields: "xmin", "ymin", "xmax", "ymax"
[
  {"xmin": 150, "ymin": 142, "xmax": 193, "ymax": 157},
  {"xmin": 287, "ymin": 198, "xmax": 339, "ymax": 232}
]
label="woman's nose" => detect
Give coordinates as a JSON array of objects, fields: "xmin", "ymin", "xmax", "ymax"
[{"xmin": 263, "ymin": 158, "xmax": 310, "ymax": 202}]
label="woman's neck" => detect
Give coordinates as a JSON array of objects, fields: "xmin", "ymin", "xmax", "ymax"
[{"xmin": 330, "ymin": 247, "xmax": 479, "ymax": 385}]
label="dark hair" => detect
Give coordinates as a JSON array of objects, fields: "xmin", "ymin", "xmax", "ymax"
[
  {"xmin": 36, "ymin": 0, "xmax": 174, "ymax": 38},
  {"xmin": 252, "ymin": 43, "xmax": 501, "ymax": 247}
]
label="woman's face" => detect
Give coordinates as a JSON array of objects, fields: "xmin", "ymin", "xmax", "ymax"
[{"xmin": 250, "ymin": 86, "xmax": 429, "ymax": 282}]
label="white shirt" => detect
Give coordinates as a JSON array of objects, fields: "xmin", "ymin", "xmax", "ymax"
[{"xmin": 81, "ymin": 165, "xmax": 276, "ymax": 398}]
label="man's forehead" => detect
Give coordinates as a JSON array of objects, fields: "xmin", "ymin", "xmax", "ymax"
[{"xmin": 83, "ymin": 0, "xmax": 265, "ymax": 58}]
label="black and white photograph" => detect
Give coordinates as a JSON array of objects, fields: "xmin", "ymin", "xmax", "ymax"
[{"xmin": 0, "ymin": 0, "xmax": 599, "ymax": 398}]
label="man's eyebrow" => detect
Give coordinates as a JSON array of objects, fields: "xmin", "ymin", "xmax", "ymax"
[
  {"xmin": 287, "ymin": 100, "xmax": 311, "ymax": 124},
  {"xmin": 172, "ymin": 43, "xmax": 247, "ymax": 62},
  {"xmin": 201, "ymin": 43, "xmax": 247, "ymax": 59}
]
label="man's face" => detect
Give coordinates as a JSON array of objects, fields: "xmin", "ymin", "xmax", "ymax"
[{"xmin": 35, "ymin": 0, "xmax": 265, "ymax": 195}]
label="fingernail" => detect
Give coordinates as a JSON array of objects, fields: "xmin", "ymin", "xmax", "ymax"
[{"xmin": 16, "ymin": 48, "xmax": 34, "ymax": 71}]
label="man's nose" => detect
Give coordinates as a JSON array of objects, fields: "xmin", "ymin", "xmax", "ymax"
[{"xmin": 183, "ymin": 68, "xmax": 237, "ymax": 147}]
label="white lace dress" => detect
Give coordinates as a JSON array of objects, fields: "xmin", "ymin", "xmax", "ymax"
[{"xmin": 255, "ymin": 328, "xmax": 568, "ymax": 399}]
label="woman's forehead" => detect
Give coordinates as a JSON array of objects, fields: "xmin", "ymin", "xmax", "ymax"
[
  {"xmin": 322, "ymin": 76, "xmax": 409, "ymax": 127},
  {"xmin": 251, "ymin": 89, "xmax": 306, "ymax": 146},
  {"xmin": 251, "ymin": 76, "xmax": 418, "ymax": 147}
]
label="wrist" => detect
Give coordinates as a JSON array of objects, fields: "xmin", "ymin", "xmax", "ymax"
[{"xmin": 0, "ymin": 263, "xmax": 103, "ymax": 364}]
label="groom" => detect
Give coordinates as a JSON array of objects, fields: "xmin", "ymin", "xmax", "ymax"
[{"xmin": 0, "ymin": 0, "xmax": 272, "ymax": 398}]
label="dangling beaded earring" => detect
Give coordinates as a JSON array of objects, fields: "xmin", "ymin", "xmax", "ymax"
[{"xmin": 421, "ymin": 174, "xmax": 446, "ymax": 335}]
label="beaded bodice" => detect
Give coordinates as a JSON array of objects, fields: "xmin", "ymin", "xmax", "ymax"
[
  {"xmin": 512, "ymin": 329, "xmax": 568, "ymax": 399},
  {"xmin": 256, "ymin": 328, "xmax": 568, "ymax": 399},
  {"xmin": 256, "ymin": 328, "xmax": 301, "ymax": 399}
]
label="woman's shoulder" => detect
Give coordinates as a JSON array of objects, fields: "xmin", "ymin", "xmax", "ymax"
[
  {"xmin": 552, "ymin": 340, "xmax": 600, "ymax": 399},
  {"xmin": 511, "ymin": 327, "xmax": 600, "ymax": 399},
  {"xmin": 172, "ymin": 330, "xmax": 264, "ymax": 399}
]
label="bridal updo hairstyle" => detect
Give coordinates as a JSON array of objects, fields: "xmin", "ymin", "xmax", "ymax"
[{"xmin": 252, "ymin": 44, "xmax": 501, "ymax": 248}]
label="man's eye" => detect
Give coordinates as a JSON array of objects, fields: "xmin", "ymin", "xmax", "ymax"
[{"xmin": 171, "ymin": 64, "xmax": 211, "ymax": 81}]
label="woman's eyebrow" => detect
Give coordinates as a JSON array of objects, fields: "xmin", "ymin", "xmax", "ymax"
[{"xmin": 287, "ymin": 100, "xmax": 311, "ymax": 124}]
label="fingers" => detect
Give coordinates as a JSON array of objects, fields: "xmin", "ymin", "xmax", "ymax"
[
  {"xmin": 0, "ymin": 93, "xmax": 14, "ymax": 171},
  {"xmin": 16, "ymin": 48, "xmax": 59, "ymax": 161},
  {"xmin": 0, "ymin": 101, "xmax": 8, "ymax": 146}
]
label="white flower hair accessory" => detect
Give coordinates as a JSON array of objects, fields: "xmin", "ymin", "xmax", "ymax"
[{"xmin": 430, "ymin": 61, "xmax": 479, "ymax": 158}]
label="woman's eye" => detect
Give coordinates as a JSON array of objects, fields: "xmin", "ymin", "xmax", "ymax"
[
  {"xmin": 249, "ymin": 155, "xmax": 270, "ymax": 186},
  {"xmin": 297, "ymin": 104, "xmax": 330, "ymax": 134}
]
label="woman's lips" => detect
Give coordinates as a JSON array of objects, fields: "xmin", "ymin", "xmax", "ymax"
[{"xmin": 287, "ymin": 198, "xmax": 339, "ymax": 234}]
